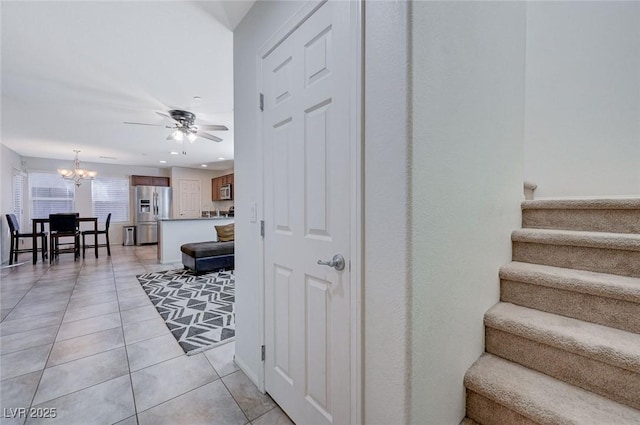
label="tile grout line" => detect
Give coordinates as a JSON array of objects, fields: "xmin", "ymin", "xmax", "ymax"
[
  {"xmin": 0, "ymin": 327, "xmax": 63, "ymax": 357},
  {"xmin": 218, "ymin": 370, "xmax": 252, "ymax": 424},
  {"xmin": 19, "ymin": 258, "xmax": 146, "ymax": 419},
  {"xmin": 38, "ymin": 343, "xmax": 125, "ymax": 370},
  {"xmin": 251, "ymin": 406, "xmax": 281, "ymax": 424},
  {"xmin": 24, "ymin": 259, "xmax": 83, "ymax": 422},
  {"xmin": 0, "ymin": 265, "xmax": 51, "ymax": 325},
  {"xmin": 113, "ymin": 253, "xmax": 142, "ymax": 425},
  {"xmin": 59, "ymin": 307, "xmax": 121, "ymax": 326}
]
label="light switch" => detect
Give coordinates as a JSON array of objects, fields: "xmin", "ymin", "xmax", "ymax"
[{"xmin": 250, "ymin": 202, "xmax": 257, "ymax": 223}]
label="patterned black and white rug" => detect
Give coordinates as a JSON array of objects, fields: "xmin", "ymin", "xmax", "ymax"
[{"xmin": 136, "ymin": 268, "xmax": 235, "ymax": 355}]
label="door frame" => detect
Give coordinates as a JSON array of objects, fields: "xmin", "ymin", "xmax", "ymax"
[{"xmin": 255, "ymin": 1, "xmax": 363, "ymax": 423}]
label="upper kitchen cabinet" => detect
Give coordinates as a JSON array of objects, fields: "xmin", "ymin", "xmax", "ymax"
[
  {"xmin": 131, "ymin": 175, "xmax": 170, "ymax": 187},
  {"xmin": 212, "ymin": 173, "xmax": 234, "ymax": 201},
  {"xmin": 212, "ymin": 177, "xmax": 221, "ymax": 201}
]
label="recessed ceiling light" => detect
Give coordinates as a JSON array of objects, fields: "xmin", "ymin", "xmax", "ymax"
[
  {"xmin": 201, "ymin": 164, "xmax": 208, "ymax": 167},
  {"xmin": 193, "ymin": 96, "xmax": 202, "ymax": 101},
  {"xmin": 218, "ymin": 157, "xmax": 225, "ymax": 160},
  {"xmin": 159, "ymin": 160, "xmax": 167, "ymax": 164},
  {"xmin": 170, "ymin": 151, "xmax": 179, "ymax": 155}
]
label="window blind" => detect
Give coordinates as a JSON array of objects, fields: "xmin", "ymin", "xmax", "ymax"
[
  {"xmin": 12, "ymin": 173, "xmax": 25, "ymax": 229},
  {"xmin": 29, "ymin": 173, "xmax": 75, "ymax": 219},
  {"xmin": 92, "ymin": 177, "xmax": 129, "ymax": 223}
]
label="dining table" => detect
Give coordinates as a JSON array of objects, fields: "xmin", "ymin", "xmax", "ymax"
[{"xmin": 31, "ymin": 217, "xmax": 98, "ymax": 264}]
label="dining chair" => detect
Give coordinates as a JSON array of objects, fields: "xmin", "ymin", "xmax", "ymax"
[
  {"xmin": 82, "ymin": 213, "xmax": 111, "ymax": 258},
  {"xmin": 5, "ymin": 214, "xmax": 48, "ymax": 265},
  {"xmin": 49, "ymin": 213, "xmax": 80, "ymax": 262}
]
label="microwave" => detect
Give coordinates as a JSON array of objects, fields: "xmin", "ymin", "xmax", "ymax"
[{"xmin": 220, "ymin": 184, "xmax": 232, "ymax": 200}]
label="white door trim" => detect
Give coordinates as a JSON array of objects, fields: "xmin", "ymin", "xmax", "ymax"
[{"xmin": 254, "ymin": 1, "xmax": 363, "ymax": 423}]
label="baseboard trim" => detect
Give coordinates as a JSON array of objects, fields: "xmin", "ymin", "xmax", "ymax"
[{"xmin": 234, "ymin": 353, "xmax": 264, "ymax": 393}]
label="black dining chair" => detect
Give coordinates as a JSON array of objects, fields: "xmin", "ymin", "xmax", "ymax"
[
  {"xmin": 6, "ymin": 213, "xmax": 48, "ymax": 265},
  {"xmin": 49, "ymin": 213, "xmax": 80, "ymax": 262},
  {"xmin": 82, "ymin": 213, "xmax": 111, "ymax": 258}
]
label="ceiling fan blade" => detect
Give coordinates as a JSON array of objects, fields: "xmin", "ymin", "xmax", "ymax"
[
  {"xmin": 156, "ymin": 111, "xmax": 173, "ymax": 120},
  {"xmin": 198, "ymin": 132, "xmax": 223, "ymax": 142},
  {"xmin": 124, "ymin": 121, "xmax": 163, "ymax": 126},
  {"xmin": 197, "ymin": 124, "xmax": 229, "ymax": 131}
]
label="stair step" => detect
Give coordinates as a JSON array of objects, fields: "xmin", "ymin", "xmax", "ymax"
[
  {"xmin": 459, "ymin": 418, "xmax": 480, "ymax": 425},
  {"xmin": 523, "ymin": 198, "xmax": 640, "ymax": 210},
  {"xmin": 512, "ymin": 228, "xmax": 640, "ymax": 277},
  {"xmin": 464, "ymin": 354, "xmax": 640, "ymax": 425},
  {"xmin": 512, "ymin": 228, "xmax": 640, "ymax": 251},
  {"xmin": 500, "ymin": 262, "xmax": 640, "ymax": 332},
  {"xmin": 485, "ymin": 303, "xmax": 640, "ymax": 410},
  {"xmin": 522, "ymin": 198, "xmax": 640, "ymax": 234}
]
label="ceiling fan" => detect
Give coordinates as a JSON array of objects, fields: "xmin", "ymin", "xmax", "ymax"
[{"xmin": 124, "ymin": 109, "xmax": 228, "ymax": 143}]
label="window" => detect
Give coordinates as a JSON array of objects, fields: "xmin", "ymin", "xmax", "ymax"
[
  {"xmin": 29, "ymin": 173, "xmax": 75, "ymax": 219},
  {"xmin": 92, "ymin": 177, "xmax": 129, "ymax": 222},
  {"xmin": 12, "ymin": 173, "xmax": 25, "ymax": 228}
]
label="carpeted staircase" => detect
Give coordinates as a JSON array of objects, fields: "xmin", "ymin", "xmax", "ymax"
[{"xmin": 463, "ymin": 198, "xmax": 640, "ymax": 424}]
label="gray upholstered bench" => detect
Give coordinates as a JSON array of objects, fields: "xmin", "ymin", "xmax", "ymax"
[{"xmin": 181, "ymin": 241, "xmax": 234, "ymax": 274}]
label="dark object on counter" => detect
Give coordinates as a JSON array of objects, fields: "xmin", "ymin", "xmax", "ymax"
[
  {"xmin": 181, "ymin": 241, "xmax": 234, "ymax": 274},
  {"xmin": 228, "ymin": 206, "xmax": 234, "ymax": 217}
]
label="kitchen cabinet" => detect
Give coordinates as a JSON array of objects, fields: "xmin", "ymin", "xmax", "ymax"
[
  {"xmin": 131, "ymin": 175, "xmax": 170, "ymax": 187},
  {"xmin": 212, "ymin": 178, "xmax": 221, "ymax": 201},
  {"xmin": 211, "ymin": 173, "xmax": 234, "ymax": 201},
  {"xmin": 152, "ymin": 177, "xmax": 170, "ymax": 187}
]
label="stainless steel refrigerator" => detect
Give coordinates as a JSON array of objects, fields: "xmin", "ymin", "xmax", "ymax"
[{"xmin": 133, "ymin": 186, "xmax": 172, "ymax": 245}]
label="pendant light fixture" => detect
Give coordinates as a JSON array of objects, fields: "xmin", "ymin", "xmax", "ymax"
[{"xmin": 57, "ymin": 150, "xmax": 97, "ymax": 187}]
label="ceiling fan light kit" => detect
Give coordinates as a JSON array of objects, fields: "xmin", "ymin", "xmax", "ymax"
[
  {"xmin": 169, "ymin": 129, "xmax": 184, "ymax": 142},
  {"xmin": 58, "ymin": 150, "xmax": 97, "ymax": 187},
  {"xmin": 125, "ymin": 109, "xmax": 228, "ymax": 155}
]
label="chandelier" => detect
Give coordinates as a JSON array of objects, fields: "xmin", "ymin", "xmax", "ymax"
[{"xmin": 58, "ymin": 150, "xmax": 97, "ymax": 187}]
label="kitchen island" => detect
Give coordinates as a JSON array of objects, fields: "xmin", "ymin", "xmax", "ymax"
[{"xmin": 157, "ymin": 217, "xmax": 234, "ymax": 264}]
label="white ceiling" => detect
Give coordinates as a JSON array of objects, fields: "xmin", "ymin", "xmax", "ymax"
[{"xmin": 1, "ymin": 1, "xmax": 255, "ymax": 170}]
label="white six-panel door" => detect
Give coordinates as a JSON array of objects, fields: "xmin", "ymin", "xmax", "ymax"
[
  {"xmin": 262, "ymin": 1, "xmax": 354, "ymax": 424},
  {"xmin": 177, "ymin": 179, "xmax": 201, "ymax": 218}
]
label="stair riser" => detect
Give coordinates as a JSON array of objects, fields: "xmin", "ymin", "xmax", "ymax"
[
  {"xmin": 513, "ymin": 242, "xmax": 640, "ymax": 277},
  {"xmin": 466, "ymin": 391, "xmax": 537, "ymax": 425},
  {"xmin": 486, "ymin": 328, "xmax": 640, "ymax": 410},
  {"xmin": 501, "ymin": 280, "xmax": 640, "ymax": 334},
  {"xmin": 522, "ymin": 209, "xmax": 640, "ymax": 233}
]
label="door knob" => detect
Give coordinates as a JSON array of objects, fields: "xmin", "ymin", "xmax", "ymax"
[{"xmin": 317, "ymin": 254, "xmax": 345, "ymax": 271}]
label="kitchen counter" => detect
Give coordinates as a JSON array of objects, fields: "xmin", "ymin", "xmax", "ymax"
[{"xmin": 157, "ymin": 217, "xmax": 234, "ymax": 264}]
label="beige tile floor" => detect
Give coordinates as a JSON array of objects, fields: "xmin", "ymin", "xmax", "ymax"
[{"xmin": 0, "ymin": 245, "xmax": 294, "ymax": 425}]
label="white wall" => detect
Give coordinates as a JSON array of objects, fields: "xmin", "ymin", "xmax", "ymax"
[
  {"xmin": 410, "ymin": 2, "xmax": 526, "ymax": 423},
  {"xmin": 363, "ymin": 2, "xmax": 411, "ymax": 424},
  {"xmin": 233, "ymin": 0, "xmax": 303, "ymax": 388},
  {"xmin": 524, "ymin": 1, "xmax": 640, "ymax": 198},
  {"xmin": 1, "ymin": 144, "xmax": 24, "ymax": 264}
]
